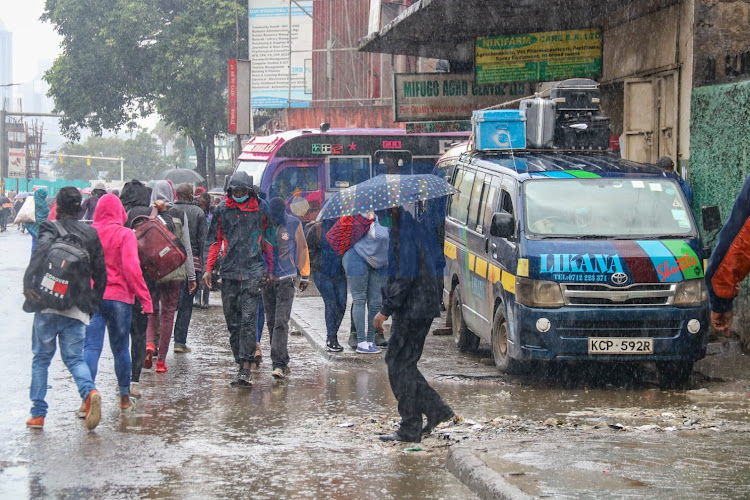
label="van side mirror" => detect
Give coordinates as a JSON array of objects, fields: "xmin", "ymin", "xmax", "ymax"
[
  {"xmin": 490, "ymin": 212, "xmax": 514, "ymax": 238},
  {"xmin": 701, "ymin": 205, "xmax": 721, "ymax": 232}
]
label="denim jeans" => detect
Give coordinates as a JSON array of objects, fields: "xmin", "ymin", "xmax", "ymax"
[
  {"xmin": 173, "ymin": 279, "xmax": 193, "ymax": 346},
  {"xmin": 84, "ymin": 300, "xmax": 133, "ymax": 396},
  {"xmin": 262, "ymin": 278, "xmax": 296, "ymax": 369},
  {"xmin": 344, "ymin": 249, "xmax": 386, "ymax": 344},
  {"xmin": 312, "ymin": 272, "xmax": 348, "ymax": 341},
  {"xmin": 31, "ymin": 313, "xmax": 97, "ymax": 417}
]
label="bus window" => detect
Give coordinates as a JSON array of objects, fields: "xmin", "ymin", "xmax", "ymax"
[
  {"xmin": 328, "ymin": 157, "xmax": 370, "ymax": 188},
  {"xmin": 236, "ymin": 160, "xmax": 267, "ymax": 186},
  {"xmin": 269, "ymin": 164, "xmax": 320, "ymax": 200},
  {"xmin": 467, "ymin": 171, "xmax": 486, "ymax": 231}
]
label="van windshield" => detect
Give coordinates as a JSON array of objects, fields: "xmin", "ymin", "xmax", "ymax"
[
  {"xmin": 236, "ymin": 160, "xmax": 267, "ymax": 185},
  {"xmin": 524, "ymin": 177, "xmax": 695, "ymax": 238}
]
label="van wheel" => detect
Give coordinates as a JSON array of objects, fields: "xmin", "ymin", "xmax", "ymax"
[
  {"xmin": 656, "ymin": 361, "xmax": 693, "ymax": 389},
  {"xmin": 491, "ymin": 306, "xmax": 521, "ymax": 374},
  {"xmin": 450, "ymin": 289, "xmax": 479, "ymax": 352}
]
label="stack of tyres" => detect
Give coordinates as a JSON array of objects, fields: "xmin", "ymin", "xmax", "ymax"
[
  {"xmin": 520, "ymin": 97, "xmax": 556, "ymax": 149},
  {"xmin": 554, "ymin": 114, "xmax": 610, "ymax": 150}
]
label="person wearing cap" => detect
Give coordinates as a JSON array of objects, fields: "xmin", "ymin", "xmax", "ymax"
[
  {"xmin": 79, "ymin": 183, "xmax": 107, "ymax": 221},
  {"xmin": 262, "ymin": 198, "xmax": 310, "ymax": 379},
  {"xmin": 22, "ymin": 187, "xmax": 108, "ymax": 430},
  {"xmin": 172, "ymin": 183, "xmax": 208, "ymax": 354},
  {"xmin": 204, "ymin": 171, "xmax": 270, "ymax": 386}
]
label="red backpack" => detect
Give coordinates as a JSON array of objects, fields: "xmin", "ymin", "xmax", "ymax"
[{"xmin": 131, "ymin": 207, "xmax": 187, "ymax": 281}]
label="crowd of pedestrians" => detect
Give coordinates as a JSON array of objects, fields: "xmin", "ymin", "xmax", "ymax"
[{"xmin": 17, "ymin": 170, "xmax": 455, "ymax": 444}]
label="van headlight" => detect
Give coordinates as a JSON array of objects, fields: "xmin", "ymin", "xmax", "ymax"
[
  {"xmin": 673, "ymin": 279, "xmax": 708, "ymax": 307},
  {"xmin": 515, "ymin": 277, "xmax": 564, "ymax": 308}
]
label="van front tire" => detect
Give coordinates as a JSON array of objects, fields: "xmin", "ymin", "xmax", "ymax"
[
  {"xmin": 491, "ymin": 306, "xmax": 521, "ymax": 374},
  {"xmin": 451, "ymin": 289, "xmax": 480, "ymax": 352}
]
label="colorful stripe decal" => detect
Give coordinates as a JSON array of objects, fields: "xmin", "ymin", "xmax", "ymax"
[
  {"xmin": 542, "ymin": 171, "xmax": 575, "ymax": 178},
  {"xmin": 662, "ymin": 240, "xmax": 704, "ymax": 279},
  {"xmin": 516, "ymin": 258, "xmax": 529, "ymax": 277},
  {"xmin": 489, "ymin": 265, "xmax": 502, "ymax": 284},
  {"xmin": 567, "ymin": 170, "xmax": 601, "ymax": 178},
  {"xmin": 636, "ymin": 240, "xmax": 683, "ymax": 282},
  {"xmin": 467, "ymin": 253, "xmax": 476, "ymax": 272},
  {"xmin": 611, "ymin": 240, "xmax": 659, "ymax": 283},
  {"xmin": 444, "ymin": 241, "xmax": 457, "ymax": 260}
]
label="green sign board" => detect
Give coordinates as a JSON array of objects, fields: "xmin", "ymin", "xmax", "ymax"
[{"xmin": 475, "ymin": 28, "xmax": 602, "ymax": 84}]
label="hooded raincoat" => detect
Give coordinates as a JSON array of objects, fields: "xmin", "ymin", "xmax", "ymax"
[{"xmin": 92, "ymin": 194, "xmax": 153, "ymax": 312}]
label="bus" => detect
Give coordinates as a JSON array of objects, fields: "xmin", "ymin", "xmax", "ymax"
[{"xmin": 233, "ymin": 127, "xmax": 470, "ymax": 222}]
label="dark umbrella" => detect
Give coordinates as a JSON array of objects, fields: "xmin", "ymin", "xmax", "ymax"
[
  {"xmin": 155, "ymin": 168, "xmax": 205, "ymax": 184},
  {"xmin": 318, "ymin": 174, "xmax": 457, "ymax": 220}
]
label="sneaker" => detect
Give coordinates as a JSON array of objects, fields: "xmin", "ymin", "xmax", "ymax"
[
  {"xmin": 374, "ymin": 332, "xmax": 389, "ymax": 347},
  {"xmin": 326, "ymin": 338, "xmax": 344, "ymax": 352},
  {"xmin": 173, "ymin": 344, "xmax": 192, "ymax": 354},
  {"xmin": 155, "ymin": 360, "xmax": 168, "ymax": 373},
  {"xmin": 144, "ymin": 342, "xmax": 156, "ymax": 369},
  {"xmin": 85, "ymin": 390, "xmax": 101, "ymax": 430},
  {"xmin": 356, "ymin": 342, "xmax": 381, "ymax": 354},
  {"xmin": 77, "ymin": 402, "xmax": 86, "ymax": 419},
  {"xmin": 233, "ymin": 368, "xmax": 253, "ymax": 386},
  {"xmin": 130, "ymin": 382, "xmax": 142, "ymax": 398},
  {"xmin": 26, "ymin": 416, "xmax": 44, "ymax": 429},
  {"xmin": 348, "ymin": 331, "xmax": 358, "ymax": 349},
  {"xmin": 272, "ymin": 366, "xmax": 291, "ymax": 379}
]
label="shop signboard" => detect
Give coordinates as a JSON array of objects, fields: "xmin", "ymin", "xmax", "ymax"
[
  {"xmin": 405, "ymin": 120, "xmax": 472, "ymax": 134},
  {"xmin": 249, "ymin": 0, "xmax": 313, "ymax": 109},
  {"xmin": 475, "ymin": 28, "xmax": 602, "ymax": 84},
  {"xmin": 394, "ymin": 73, "xmax": 529, "ymax": 122},
  {"xmin": 8, "ymin": 148, "xmax": 26, "ymax": 178}
]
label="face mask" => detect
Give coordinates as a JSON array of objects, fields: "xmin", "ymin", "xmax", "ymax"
[{"xmin": 232, "ymin": 194, "xmax": 249, "ymax": 203}]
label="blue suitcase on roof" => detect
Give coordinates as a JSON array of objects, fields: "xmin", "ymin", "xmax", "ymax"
[{"xmin": 473, "ymin": 109, "xmax": 526, "ymax": 151}]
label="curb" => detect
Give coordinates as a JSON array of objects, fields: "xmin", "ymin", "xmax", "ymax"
[
  {"xmin": 706, "ymin": 340, "xmax": 742, "ymax": 356},
  {"xmin": 289, "ymin": 314, "xmax": 385, "ymax": 366},
  {"xmin": 446, "ymin": 447, "xmax": 533, "ymax": 500}
]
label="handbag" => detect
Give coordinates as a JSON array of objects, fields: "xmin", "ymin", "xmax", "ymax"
[
  {"xmin": 132, "ymin": 207, "xmax": 187, "ymax": 281},
  {"xmin": 14, "ymin": 196, "xmax": 35, "ymax": 224}
]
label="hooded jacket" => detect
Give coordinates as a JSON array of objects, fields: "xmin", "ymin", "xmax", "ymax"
[
  {"xmin": 205, "ymin": 171, "xmax": 269, "ymax": 281},
  {"xmin": 150, "ymin": 180, "xmax": 197, "ymax": 281},
  {"xmin": 706, "ymin": 175, "xmax": 750, "ymax": 313},
  {"xmin": 92, "ymin": 194, "xmax": 154, "ymax": 312},
  {"xmin": 265, "ymin": 198, "xmax": 310, "ymax": 280}
]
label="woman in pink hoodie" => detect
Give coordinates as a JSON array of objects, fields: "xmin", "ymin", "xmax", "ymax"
[{"xmin": 83, "ymin": 194, "xmax": 154, "ymax": 410}]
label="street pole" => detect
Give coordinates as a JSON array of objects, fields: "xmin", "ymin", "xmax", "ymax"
[
  {"xmin": 120, "ymin": 157, "xmax": 124, "ymax": 182},
  {"xmin": 0, "ymin": 109, "xmax": 7, "ymax": 183}
]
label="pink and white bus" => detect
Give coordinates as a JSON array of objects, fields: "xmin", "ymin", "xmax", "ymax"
[{"xmin": 233, "ymin": 127, "xmax": 470, "ymax": 222}]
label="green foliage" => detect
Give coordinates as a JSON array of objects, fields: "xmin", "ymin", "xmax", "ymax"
[
  {"xmin": 55, "ymin": 129, "xmax": 169, "ymax": 181},
  {"xmin": 43, "ymin": 0, "xmax": 247, "ymax": 185}
]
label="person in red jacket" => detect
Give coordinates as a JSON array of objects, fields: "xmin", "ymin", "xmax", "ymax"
[
  {"xmin": 83, "ymin": 194, "xmax": 154, "ymax": 410},
  {"xmin": 706, "ymin": 175, "xmax": 750, "ymax": 336}
]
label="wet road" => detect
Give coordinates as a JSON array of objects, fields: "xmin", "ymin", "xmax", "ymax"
[{"xmin": 2, "ymin": 228, "xmax": 750, "ymax": 498}]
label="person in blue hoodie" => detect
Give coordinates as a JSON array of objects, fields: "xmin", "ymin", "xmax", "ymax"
[{"xmin": 262, "ymin": 198, "xmax": 310, "ymax": 379}]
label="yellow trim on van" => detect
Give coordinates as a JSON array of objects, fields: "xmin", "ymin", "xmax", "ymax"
[
  {"xmin": 517, "ymin": 258, "xmax": 529, "ymax": 277},
  {"xmin": 467, "ymin": 253, "xmax": 475, "ymax": 272},
  {"xmin": 488, "ymin": 265, "xmax": 502, "ymax": 284},
  {"xmin": 475, "ymin": 258, "xmax": 488, "ymax": 278},
  {"xmin": 502, "ymin": 270, "xmax": 516, "ymax": 294},
  {"xmin": 444, "ymin": 241, "xmax": 457, "ymax": 260}
]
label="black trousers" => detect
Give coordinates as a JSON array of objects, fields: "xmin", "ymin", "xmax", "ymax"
[
  {"xmin": 130, "ymin": 299, "xmax": 149, "ymax": 383},
  {"xmin": 222, "ymin": 278, "xmax": 262, "ymax": 364},
  {"xmin": 173, "ymin": 279, "xmax": 193, "ymax": 345},
  {"xmin": 262, "ymin": 278, "xmax": 296, "ymax": 369},
  {"xmin": 385, "ymin": 315, "xmax": 453, "ymax": 440}
]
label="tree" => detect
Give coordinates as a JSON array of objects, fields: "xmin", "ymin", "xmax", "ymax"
[{"xmin": 42, "ymin": 0, "xmax": 247, "ymax": 187}]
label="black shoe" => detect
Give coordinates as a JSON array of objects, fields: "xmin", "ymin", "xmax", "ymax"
[
  {"xmin": 326, "ymin": 338, "xmax": 344, "ymax": 352},
  {"xmin": 348, "ymin": 332, "xmax": 358, "ymax": 350},
  {"xmin": 374, "ymin": 332, "xmax": 388, "ymax": 347},
  {"xmin": 379, "ymin": 433, "xmax": 421, "ymax": 443},
  {"xmin": 422, "ymin": 411, "xmax": 455, "ymax": 435},
  {"xmin": 231, "ymin": 368, "xmax": 252, "ymax": 386}
]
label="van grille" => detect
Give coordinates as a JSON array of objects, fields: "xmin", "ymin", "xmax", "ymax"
[
  {"xmin": 556, "ymin": 319, "xmax": 682, "ymax": 338},
  {"xmin": 561, "ymin": 283, "xmax": 675, "ymax": 307}
]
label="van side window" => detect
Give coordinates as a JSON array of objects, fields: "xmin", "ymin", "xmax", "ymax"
[
  {"xmin": 270, "ymin": 165, "xmax": 320, "ymax": 200},
  {"xmin": 450, "ymin": 169, "xmax": 475, "ymax": 224},
  {"xmin": 467, "ymin": 171, "xmax": 486, "ymax": 231},
  {"xmin": 500, "ymin": 189, "xmax": 514, "ymax": 215},
  {"xmin": 479, "ymin": 182, "xmax": 499, "ymax": 232}
]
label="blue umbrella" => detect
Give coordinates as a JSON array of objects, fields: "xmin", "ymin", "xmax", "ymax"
[
  {"xmin": 319, "ymin": 174, "xmax": 457, "ymax": 219},
  {"xmin": 15, "ymin": 192, "xmax": 32, "ymax": 198}
]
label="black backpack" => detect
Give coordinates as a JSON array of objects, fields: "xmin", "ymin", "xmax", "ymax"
[{"xmin": 33, "ymin": 221, "xmax": 93, "ymax": 310}]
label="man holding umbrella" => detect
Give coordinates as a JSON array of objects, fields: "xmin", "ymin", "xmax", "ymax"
[{"xmin": 320, "ymin": 174, "xmax": 456, "ymax": 443}]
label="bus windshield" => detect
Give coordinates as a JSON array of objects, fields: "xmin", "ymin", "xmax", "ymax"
[
  {"xmin": 524, "ymin": 178, "xmax": 695, "ymax": 238},
  {"xmin": 236, "ymin": 160, "xmax": 267, "ymax": 185}
]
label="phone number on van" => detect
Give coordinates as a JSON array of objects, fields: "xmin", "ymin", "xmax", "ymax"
[{"xmin": 552, "ymin": 273, "xmax": 609, "ymax": 282}]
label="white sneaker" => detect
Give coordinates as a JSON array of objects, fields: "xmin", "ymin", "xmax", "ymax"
[
  {"xmin": 130, "ymin": 382, "xmax": 141, "ymax": 398},
  {"xmin": 356, "ymin": 342, "xmax": 381, "ymax": 354}
]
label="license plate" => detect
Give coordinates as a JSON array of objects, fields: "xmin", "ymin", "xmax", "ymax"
[{"xmin": 588, "ymin": 337, "xmax": 654, "ymax": 354}]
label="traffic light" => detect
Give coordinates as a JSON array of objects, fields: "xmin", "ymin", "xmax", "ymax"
[{"xmin": 86, "ymin": 156, "xmax": 91, "ymax": 166}]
